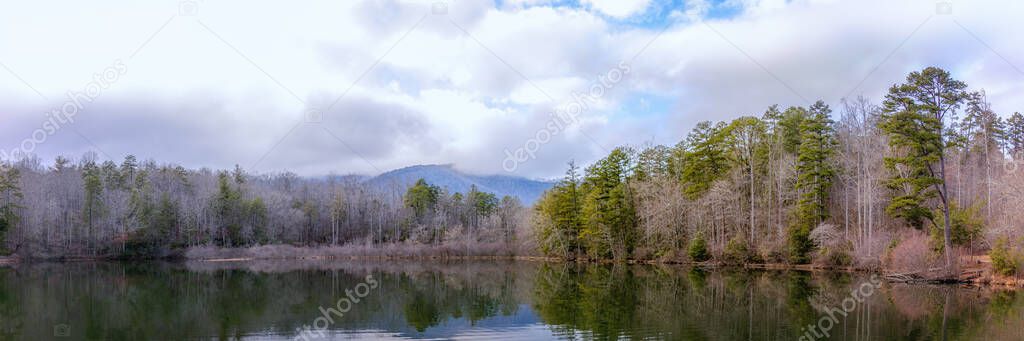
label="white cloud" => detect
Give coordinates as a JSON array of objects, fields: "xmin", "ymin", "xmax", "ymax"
[
  {"xmin": 2, "ymin": 0, "xmax": 1023, "ymax": 179},
  {"xmin": 581, "ymin": 0, "xmax": 652, "ymax": 19}
]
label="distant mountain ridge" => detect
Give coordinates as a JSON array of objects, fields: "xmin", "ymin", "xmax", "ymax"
[{"xmin": 364, "ymin": 164, "xmax": 553, "ymax": 204}]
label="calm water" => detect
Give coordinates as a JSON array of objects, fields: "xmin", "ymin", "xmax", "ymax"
[{"xmin": 1, "ymin": 261, "xmax": 1022, "ymax": 340}]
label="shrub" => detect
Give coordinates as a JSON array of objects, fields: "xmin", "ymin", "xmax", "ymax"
[
  {"xmin": 722, "ymin": 235, "xmax": 751, "ymax": 265},
  {"xmin": 991, "ymin": 237, "xmax": 1020, "ymax": 276},
  {"xmin": 632, "ymin": 246, "xmax": 655, "ymax": 261},
  {"xmin": 787, "ymin": 222, "xmax": 813, "ymax": 264},
  {"xmin": 0, "ymin": 217, "xmax": 8, "ymax": 255},
  {"xmin": 815, "ymin": 244, "xmax": 853, "ymax": 267},
  {"xmin": 687, "ymin": 233, "xmax": 710, "ymax": 262},
  {"xmin": 929, "ymin": 203, "xmax": 984, "ymax": 252},
  {"xmin": 885, "ymin": 231, "xmax": 943, "ymax": 274}
]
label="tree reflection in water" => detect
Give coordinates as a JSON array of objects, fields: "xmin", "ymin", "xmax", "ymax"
[{"xmin": 0, "ymin": 261, "xmax": 1022, "ymax": 340}]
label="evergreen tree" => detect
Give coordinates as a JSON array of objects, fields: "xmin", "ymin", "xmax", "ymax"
[
  {"xmin": 82, "ymin": 160, "xmax": 105, "ymax": 248},
  {"xmin": 635, "ymin": 145, "xmax": 671, "ymax": 181},
  {"xmin": 962, "ymin": 91, "xmax": 1006, "ymax": 155},
  {"xmin": 879, "ymin": 67, "xmax": 968, "ymax": 267},
  {"xmin": 790, "ymin": 100, "xmax": 836, "ymax": 263},
  {"xmin": 213, "ymin": 171, "xmax": 243, "ymax": 246},
  {"xmin": 779, "ymin": 106, "xmax": 811, "ymax": 153},
  {"xmin": 534, "ymin": 161, "xmax": 585, "ymax": 258},
  {"xmin": 580, "ymin": 147, "xmax": 637, "ymax": 260},
  {"xmin": 120, "ymin": 155, "xmax": 138, "ymax": 186},
  {"xmin": 1006, "ymin": 112, "xmax": 1024, "ymax": 155},
  {"xmin": 404, "ymin": 178, "xmax": 440, "ymax": 223},
  {"xmin": 247, "ymin": 197, "xmax": 268, "ymax": 244},
  {"xmin": 0, "ymin": 164, "xmax": 23, "ymax": 253},
  {"xmin": 679, "ymin": 121, "xmax": 731, "ymax": 199},
  {"xmin": 153, "ymin": 193, "xmax": 179, "ymax": 244},
  {"xmin": 128, "ymin": 169, "xmax": 156, "ymax": 238},
  {"xmin": 466, "ymin": 185, "xmax": 498, "ymax": 229}
]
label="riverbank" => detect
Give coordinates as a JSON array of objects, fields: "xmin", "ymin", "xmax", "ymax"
[
  {"xmin": 0, "ymin": 256, "xmax": 19, "ymax": 267},
  {"xmin": 8, "ymin": 245, "xmax": 1020, "ymax": 288},
  {"xmin": 182, "ymin": 243, "xmax": 552, "ymax": 262},
  {"xmin": 184, "ymin": 246, "xmax": 1024, "ymax": 287}
]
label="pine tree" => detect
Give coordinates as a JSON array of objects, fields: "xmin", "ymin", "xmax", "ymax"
[
  {"xmin": 580, "ymin": 147, "xmax": 637, "ymax": 260},
  {"xmin": 679, "ymin": 121, "xmax": 731, "ymax": 199},
  {"xmin": 1006, "ymin": 112, "xmax": 1024, "ymax": 155},
  {"xmin": 879, "ymin": 67, "xmax": 968, "ymax": 268},
  {"xmin": 404, "ymin": 178, "xmax": 440, "ymax": 223},
  {"xmin": 152, "ymin": 193, "xmax": 179, "ymax": 244},
  {"xmin": 789, "ymin": 100, "xmax": 836, "ymax": 263},
  {"xmin": 0, "ymin": 164, "xmax": 23, "ymax": 253},
  {"xmin": 535, "ymin": 161, "xmax": 586, "ymax": 258},
  {"xmin": 213, "ymin": 171, "xmax": 243, "ymax": 246},
  {"xmin": 82, "ymin": 160, "xmax": 105, "ymax": 250},
  {"xmin": 467, "ymin": 185, "xmax": 498, "ymax": 230}
]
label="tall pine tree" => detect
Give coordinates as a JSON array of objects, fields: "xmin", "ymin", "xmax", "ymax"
[
  {"xmin": 0, "ymin": 164, "xmax": 23, "ymax": 253},
  {"xmin": 789, "ymin": 100, "xmax": 836, "ymax": 263},
  {"xmin": 581, "ymin": 148, "xmax": 637, "ymax": 261},
  {"xmin": 879, "ymin": 67, "xmax": 968, "ymax": 268}
]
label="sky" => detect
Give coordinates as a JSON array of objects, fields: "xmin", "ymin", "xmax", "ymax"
[{"xmin": 1, "ymin": 0, "xmax": 1022, "ymax": 179}]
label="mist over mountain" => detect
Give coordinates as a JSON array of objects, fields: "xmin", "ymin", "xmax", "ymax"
[{"xmin": 364, "ymin": 164, "xmax": 554, "ymax": 204}]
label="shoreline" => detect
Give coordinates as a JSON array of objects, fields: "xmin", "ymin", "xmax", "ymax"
[
  {"xmin": 0, "ymin": 256, "xmax": 17, "ymax": 267},
  {"xmin": 5, "ymin": 246, "xmax": 1019, "ymax": 288}
]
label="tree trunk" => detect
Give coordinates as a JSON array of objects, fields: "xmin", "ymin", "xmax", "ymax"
[{"xmin": 939, "ymin": 153, "xmax": 953, "ymax": 269}]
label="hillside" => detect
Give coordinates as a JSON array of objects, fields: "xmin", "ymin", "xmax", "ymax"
[{"xmin": 364, "ymin": 164, "xmax": 553, "ymax": 204}]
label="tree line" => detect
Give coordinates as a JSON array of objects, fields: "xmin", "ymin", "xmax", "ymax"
[
  {"xmin": 2, "ymin": 66, "xmax": 1024, "ymax": 270},
  {"xmin": 0, "ymin": 154, "xmax": 526, "ymax": 258},
  {"xmin": 534, "ymin": 67, "xmax": 1024, "ymax": 271}
]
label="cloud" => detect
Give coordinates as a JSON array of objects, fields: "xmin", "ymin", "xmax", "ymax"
[
  {"xmin": 2, "ymin": 0, "xmax": 1023, "ymax": 179},
  {"xmin": 581, "ymin": 0, "xmax": 652, "ymax": 19}
]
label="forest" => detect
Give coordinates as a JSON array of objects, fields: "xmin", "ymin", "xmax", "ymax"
[
  {"xmin": 532, "ymin": 67, "xmax": 1024, "ymax": 275},
  {"xmin": 0, "ymin": 156, "xmax": 526, "ymax": 259},
  {"xmin": 1, "ymin": 67, "xmax": 1024, "ymax": 277}
]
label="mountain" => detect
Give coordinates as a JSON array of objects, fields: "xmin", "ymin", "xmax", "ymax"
[{"xmin": 364, "ymin": 164, "xmax": 554, "ymax": 204}]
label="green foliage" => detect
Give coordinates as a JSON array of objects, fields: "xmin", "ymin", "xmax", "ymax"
[
  {"xmin": 679, "ymin": 121, "xmax": 732, "ymax": 199},
  {"xmin": 778, "ymin": 106, "xmax": 811, "ymax": 154},
  {"xmin": 404, "ymin": 178, "xmax": 440, "ymax": 221},
  {"xmin": 795, "ymin": 101, "xmax": 836, "ymax": 228},
  {"xmin": 128, "ymin": 170, "xmax": 155, "ymax": 231},
  {"xmin": 788, "ymin": 101, "xmax": 836, "ymax": 264},
  {"xmin": 962, "ymin": 91, "xmax": 1005, "ymax": 155},
  {"xmin": 152, "ymin": 194, "xmax": 180, "ymax": 243},
  {"xmin": 787, "ymin": 222, "xmax": 813, "ymax": 264},
  {"xmin": 1007, "ymin": 112, "xmax": 1024, "ymax": 154},
  {"xmin": 534, "ymin": 162, "xmax": 585, "ymax": 258},
  {"xmin": 634, "ymin": 145, "xmax": 671, "ymax": 181},
  {"xmin": 990, "ymin": 237, "xmax": 1020, "ymax": 276},
  {"xmin": 247, "ymin": 197, "xmax": 268, "ymax": 244},
  {"xmin": 211, "ymin": 170, "xmax": 262, "ymax": 247},
  {"xmin": 816, "ymin": 243, "xmax": 853, "ymax": 267},
  {"xmin": 928, "ymin": 203, "xmax": 983, "ymax": 252},
  {"xmin": 687, "ymin": 233, "xmax": 710, "ymax": 262},
  {"xmin": 466, "ymin": 184, "xmax": 498, "ymax": 227},
  {"xmin": 580, "ymin": 147, "xmax": 638, "ymax": 260},
  {"xmin": 82, "ymin": 161, "xmax": 105, "ymax": 230},
  {"xmin": 879, "ymin": 67, "xmax": 968, "ymax": 231},
  {"xmin": 0, "ymin": 165, "xmax": 23, "ymax": 254},
  {"xmin": 722, "ymin": 235, "xmax": 751, "ymax": 265},
  {"xmin": 725, "ymin": 116, "xmax": 769, "ymax": 168},
  {"xmin": 214, "ymin": 171, "xmax": 241, "ymax": 245}
]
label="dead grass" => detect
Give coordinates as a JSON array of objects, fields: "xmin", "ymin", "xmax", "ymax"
[{"xmin": 184, "ymin": 241, "xmax": 531, "ymax": 261}]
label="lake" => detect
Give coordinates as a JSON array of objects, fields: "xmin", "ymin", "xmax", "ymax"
[{"xmin": 0, "ymin": 260, "xmax": 1021, "ymax": 340}]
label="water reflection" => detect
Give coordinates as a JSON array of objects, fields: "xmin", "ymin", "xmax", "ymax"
[{"xmin": 0, "ymin": 261, "xmax": 1022, "ymax": 340}]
